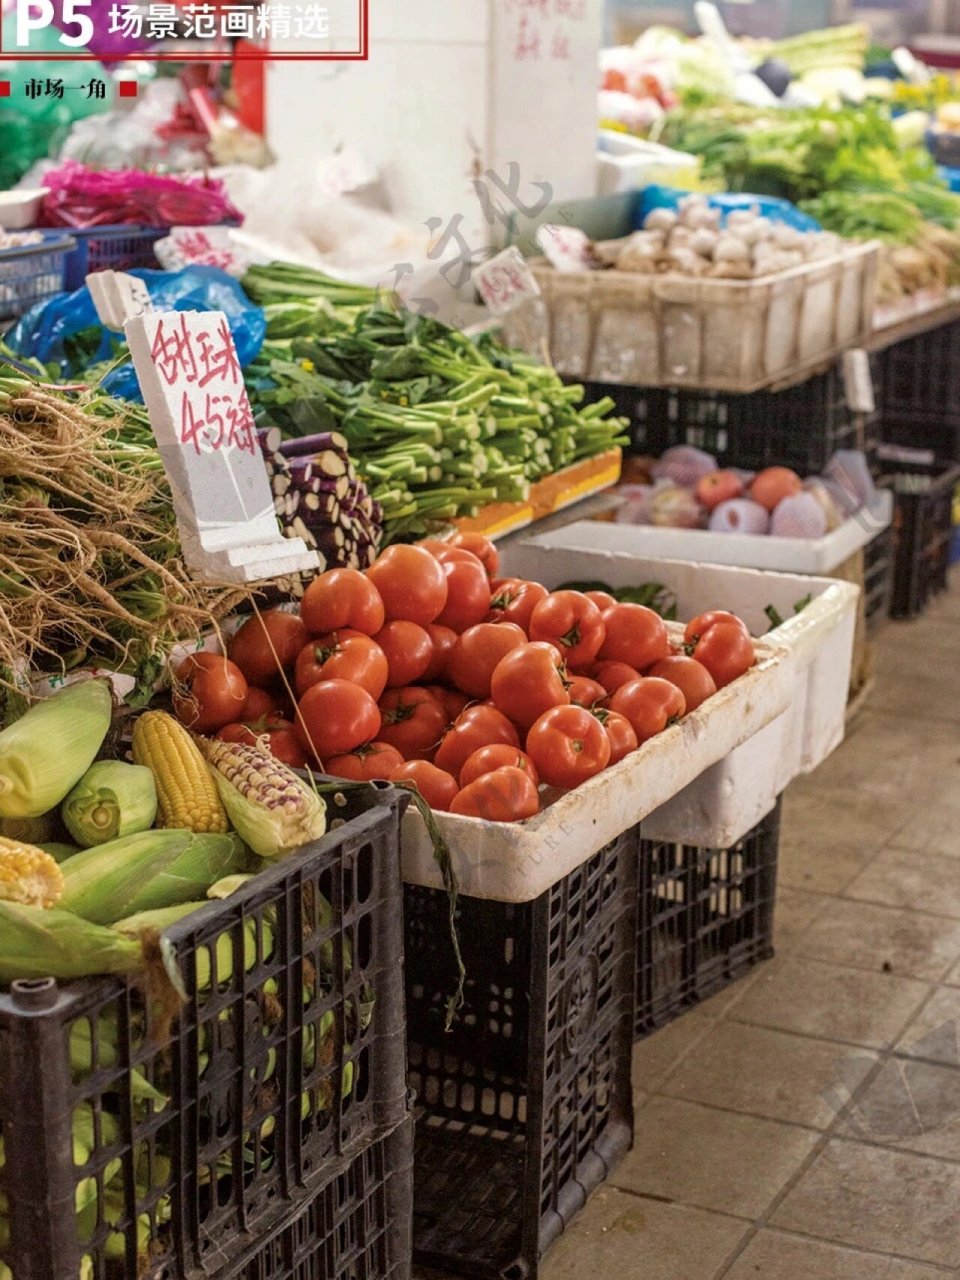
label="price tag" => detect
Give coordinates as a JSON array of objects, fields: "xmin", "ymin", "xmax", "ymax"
[
  {"xmin": 126, "ymin": 309, "xmax": 319, "ymax": 582},
  {"xmin": 842, "ymin": 349, "xmax": 876, "ymax": 416},
  {"xmin": 474, "ymin": 247, "xmax": 541, "ymax": 316},
  {"xmin": 87, "ymin": 271, "xmax": 154, "ymax": 331},
  {"xmin": 536, "ymin": 224, "xmax": 595, "ymax": 273},
  {"xmin": 154, "ymin": 227, "xmax": 250, "ymax": 278}
]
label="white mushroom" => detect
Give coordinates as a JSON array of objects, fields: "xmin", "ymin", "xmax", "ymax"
[{"xmin": 644, "ymin": 207, "xmax": 679, "ymax": 233}]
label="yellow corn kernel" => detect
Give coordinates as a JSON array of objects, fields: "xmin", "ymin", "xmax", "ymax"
[
  {"xmin": 0, "ymin": 835, "xmax": 64, "ymax": 908},
  {"xmin": 131, "ymin": 712, "xmax": 228, "ymax": 834}
]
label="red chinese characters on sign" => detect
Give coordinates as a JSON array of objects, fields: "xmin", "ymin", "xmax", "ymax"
[
  {"xmin": 475, "ymin": 248, "xmax": 540, "ymax": 316},
  {"xmin": 149, "ymin": 312, "xmax": 254, "ymax": 457}
]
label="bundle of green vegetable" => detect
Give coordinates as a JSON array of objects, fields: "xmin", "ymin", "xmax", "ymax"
[
  {"xmin": 243, "ymin": 268, "xmax": 629, "ymax": 540},
  {"xmin": 0, "ymin": 372, "xmax": 252, "ymax": 710}
]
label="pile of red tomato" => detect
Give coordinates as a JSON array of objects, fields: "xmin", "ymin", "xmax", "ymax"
[{"xmin": 172, "ymin": 534, "xmax": 757, "ymax": 823}]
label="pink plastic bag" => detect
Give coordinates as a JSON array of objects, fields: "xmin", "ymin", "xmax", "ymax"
[{"xmin": 39, "ymin": 161, "xmax": 242, "ymax": 229}]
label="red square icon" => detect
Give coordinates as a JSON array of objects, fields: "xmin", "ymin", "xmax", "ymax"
[
  {"xmin": 0, "ymin": 82, "xmax": 10, "ymax": 97},
  {"xmin": 118, "ymin": 80, "xmax": 138, "ymax": 98}
]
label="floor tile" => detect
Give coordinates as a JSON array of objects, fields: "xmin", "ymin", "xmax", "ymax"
[
  {"xmin": 896, "ymin": 988, "xmax": 960, "ymax": 1066},
  {"xmin": 612, "ymin": 1095, "xmax": 819, "ymax": 1219},
  {"xmin": 731, "ymin": 954, "xmax": 929, "ymax": 1050},
  {"xmin": 632, "ymin": 1011, "xmax": 713, "ymax": 1095},
  {"xmin": 846, "ymin": 849, "xmax": 960, "ymax": 920},
  {"xmin": 777, "ymin": 838, "xmax": 879, "ymax": 896},
  {"xmin": 660, "ymin": 1021, "xmax": 869, "ymax": 1130},
  {"xmin": 888, "ymin": 791, "xmax": 960, "ymax": 860},
  {"xmin": 540, "ymin": 1187, "xmax": 748, "ymax": 1280},
  {"xmin": 772, "ymin": 1138, "xmax": 960, "ymax": 1267},
  {"xmin": 724, "ymin": 1229, "xmax": 950, "ymax": 1279},
  {"xmin": 872, "ymin": 622, "xmax": 960, "ymax": 725},
  {"xmin": 773, "ymin": 885, "xmax": 834, "ymax": 952},
  {"xmin": 795, "ymin": 898, "xmax": 960, "ymax": 982},
  {"xmin": 841, "ymin": 1059, "xmax": 960, "ymax": 1159}
]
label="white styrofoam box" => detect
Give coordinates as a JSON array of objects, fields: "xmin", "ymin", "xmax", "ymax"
[
  {"xmin": 0, "ymin": 188, "xmax": 47, "ymax": 230},
  {"xmin": 267, "ymin": 0, "xmax": 603, "ymax": 255},
  {"xmin": 400, "ymin": 624, "xmax": 791, "ymax": 902},
  {"xmin": 501, "ymin": 530, "xmax": 860, "ymax": 848},
  {"xmin": 555, "ymin": 495, "xmax": 892, "ymax": 574}
]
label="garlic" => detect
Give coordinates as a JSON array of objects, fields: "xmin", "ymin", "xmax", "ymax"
[
  {"xmin": 713, "ymin": 234, "xmax": 751, "ymax": 263},
  {"xmin": 690, "ymin": 227, "xmax": 719, "ymax": 258},
  {"xmin": 644, "ymin": 207, "xmax": 678, "ymax": 233}
]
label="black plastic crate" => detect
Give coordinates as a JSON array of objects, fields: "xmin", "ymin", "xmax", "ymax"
[
  {"xmin": 229, "ymin": 1115, "xmax": 413, "ymax": 1280},
  {"xmin": 0, "ymin": 790, "xmax": 407, "ymax": 1280},
  {"xmin": 635, "ymin": 800, "xmax": 781, "ymax": 1039},
  {"xmin": 873, "ymin": 322, "xmax": 960, "ymax": 461},
  {"xmin": 405, "ymin": 829, "xmax": 638, "ymax": 1280},
  {"xmin": 878, "ymin": 453, "xmax": 960, "ymax": 619},
  {"xmin": 584, "ymin": 365, "xmax": 876, "ymax": 475},
  {"xmin": 863, "ymin": 526, "xmax": 893, "ymax": 635}
]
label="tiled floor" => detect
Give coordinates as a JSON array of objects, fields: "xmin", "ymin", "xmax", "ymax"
[{"xmin": 534, "ymin": 576, "xmax": 960, "ymax": 1279}]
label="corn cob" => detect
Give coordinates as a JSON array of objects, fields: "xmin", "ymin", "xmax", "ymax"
[
  {"xmin": 0, "ymin": 680, "xmax": 112, "ymax": 819},
  {"xmin": 0, "ymin": 813, "xmax": 56, "ymax": 844},
  {"xmin": 113, "ymin": 904, "xmax": 276, "ymax": 992},
  {"xmin": 59, "ymin": 829, "xmax": 250, "ymax": 926},
  {"xmin": 62, "ymin": 760, "xmax": 157, "ymax": 848},
  {"xmin": 0, "ymin": 836, "xmax": 64, "ymax": 908},
  {"xmin": 0, "ymin": 901, "xmax": 147, "ymax": 984},
  {"xmin": 197, "ymin": 737, "xmax": 326, "ymax": 858},
  {"xmin": 131, "ymin": 712, "xmax": 228, "ymax": 833}
]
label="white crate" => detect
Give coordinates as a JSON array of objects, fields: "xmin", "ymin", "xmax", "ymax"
[
  {"xmin": 399, "ymin": 623, "xmax": 790, "ymax": 902},
  {"xmin": 578, "ymin": 494, "xmax": 892, "ymax": 575},
  {"xmin": 500, "ymin": 531, "xmax": 860, "ymax": 848}
]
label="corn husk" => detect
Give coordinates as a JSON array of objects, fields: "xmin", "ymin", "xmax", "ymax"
[
  {"xmin": 59, "ymin": 829, "xmax": 250, "ymax": 925},
  {"xmin": 113, "ymin": 904, "xmax": 275, "ymax": 992},
  {"xmin": 0, "ymin": 901, "xmax": 146, "ymax": 984},
  {"xmin": 62, "ymin": 760, "xmax": 157, "ymax": 848},
  {"xmin": 0, "ymin": 680, "xmax": 112, "ymax": 819},
  {"xmin": 38, "ymin": 842, "xmax": 82, "ymax": 862}
]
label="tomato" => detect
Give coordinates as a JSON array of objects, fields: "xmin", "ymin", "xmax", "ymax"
[
  {"xmin": 173, "ymin": 653, "xmax": 248, "ymax": 733},
  {"xmin": 216, "ymin": 719, "xmax": 310, "ymax": 768},
  {"xmin": 423, "ymin": 685, "xmax": 471, "ymax": 725},
  {"xmin": 585, "ymin": 589, "xmax": 617, "ymax": 612},
  {"xmin": 446, "ymin": 622, "xmax": 527, "ymax": 699},
  {"xmin": 593, "ymin": 660, "xmax": 642, "ymax": 697},
  {"xmin": 228, "ymin": 609, "xmax": 306, "ymax": 687},
  {"xmin": 450, "ymin": 767, "xmax": 540, "ymax": 823},
  {"xmin": 459, "ymin": 743, "xmax": 540, "ymax": 789},
  {"xmin": 377, "ymin": 687, "xmax": 448, "ymax": 760},
  {"xmin": 433, "ymin": 551, "xmax": 491, "ymax": 634},
  {"xmin": 568, "ymin": 675, "xmax": 607, "ymax": 709},
  {"xmin": 421, "ymin": 623, "xmax": 458, "ymax": 681},
  {"xmin": 490, "ymin": 642, "xmax": 570, "ymax": 731},
  {"xmin": 683, "ymin": 611, "xmax": 750, "ymax": 646},
  {"xmin": 325, "ymin": 741, "xmax": 405, "ymax": 782},
  {"xmin": 434, "ymin": 704, "xmax": 520, "ymax": 780},
  {"xmin": 295, "ymin": 678, "xmax": 381, "ymax": 760},
  {"xmin": 239, "ymin": 686, "xmax": 283, "ymax": 722},
  {"xmin": 525, "ymin": 705, "xmax": 611, "ymax": 790},
  {"xmin": 486, "ymin": 578, "xmax": 547, "ymax": 630},
  {"xmin": 372, "ymin": 620, "xmax": 434, "ymax": 688},
  {"xmin": 366, "ymin": 545, "xmax": 448, "ymax": 626},
  {"xmin": 609, "ymin": 678, "xmax": 686, "ymax": 744},
  {"xmin": 597, "ymin": 603, "xmax": 669, "ymax": 671},
  {"xmin": 592, "ymin": 708, "xmax": 638, "ymax": 765},
  {"xmin": 301, "ymin": 567, "xmax": 385, "ymax": 637},
  {"xmin": 529, "ymin": 591, "xmax": 605, "ymax": 669},
  {"xmin": 646, "ymin": 655, "xmax": 717, "ymax": 712},
  {"xmin": 451, "ymin": 532, "xmax": 500, "ymax": 577},
  {"xmin": 686, "ymin": 623, "xmax": 755, "ymax": 689},
  {"xmin": 389, "ymin": 760, "xmax": 460, "ymax": 812},
  {"xmin": 294, "ymin": 630, "xmax": 388, "ymax": 700}
]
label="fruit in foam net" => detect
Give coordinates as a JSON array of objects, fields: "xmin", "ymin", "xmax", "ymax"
[
  {"xmin": 770, "ymin": 491, "xmax": 828, "ymax": 539},
  {"xmin": 750, "ymin": 466, "xmax": 803, "ymax": 512},
  {"xmin": 695, "ymin": 469, "xmax": 744, "ymax": 512},
  {"xmin": 649, "ymin": 485, "xmax": 702, "ymax": 529},
  {"xmin": 708, "ymin": 499, "xmax": 770, "ymax": 535},
  {"xmin": 651, "ymin": 445, "xmax": 717, "ymax": 488}
]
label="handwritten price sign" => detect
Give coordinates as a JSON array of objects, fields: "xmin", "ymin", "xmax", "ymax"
[{"xmin": 474, "ymin": 246, "xmax": 541, "ymax": 315}]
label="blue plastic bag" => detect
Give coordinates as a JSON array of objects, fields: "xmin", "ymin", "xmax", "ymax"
[
  {"xmin": 635, "ymin": 185, "xmax": 822, "ymax": 233},
  {"xmin": 7, "ymin": 265, "xmax": 266, "ymax": 401}
]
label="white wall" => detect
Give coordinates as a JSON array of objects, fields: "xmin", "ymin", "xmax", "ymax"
[{"xmin": 265, "ymin": 0, "xmax": 603, "ymax": 247}]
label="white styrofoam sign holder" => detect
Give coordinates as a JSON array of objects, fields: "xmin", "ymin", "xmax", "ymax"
[
  {"xmin": 89, "ymin": 273, "xmax": 319, "ymax": 585},
  {"xmin": 474, "ymin": 246, "xmax": 541, "ymax": 316}
]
